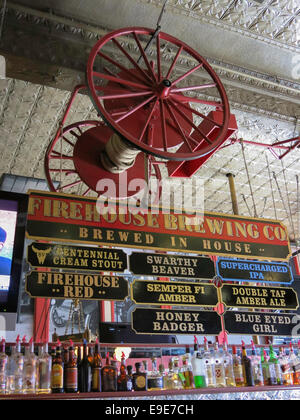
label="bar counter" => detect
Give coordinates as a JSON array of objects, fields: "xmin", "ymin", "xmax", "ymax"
[{"xmin": 1, "ymin": 384, "xmax": 300, "ymax": 400}]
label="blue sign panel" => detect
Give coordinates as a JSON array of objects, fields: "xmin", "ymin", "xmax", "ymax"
[{"xmin": 216, "ymin": 258, "xmax": 294, "ymax": 285}]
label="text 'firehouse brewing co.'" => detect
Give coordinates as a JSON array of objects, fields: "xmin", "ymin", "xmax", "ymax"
[{"xmin": 26, "ymin": 191, "xmax": 291, "ymax": 260}]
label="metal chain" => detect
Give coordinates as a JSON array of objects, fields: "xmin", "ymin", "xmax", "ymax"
[
  {"xmin": 265, "ymin": 152, "xmax": 278, "ymax": 220},
  {"xmin": 240, "ymin": 140, "xmax": 258, "ymax": 217}
]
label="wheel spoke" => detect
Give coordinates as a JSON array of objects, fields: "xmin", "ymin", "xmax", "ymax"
[
  {"xmin": 171, "ymin": 96, "xmax": 223, "ymax": 128},
  {"xmin": 133, "ymin": 31, "xmax": 157, "ymax": 82},
  {"xmin": 59, "ymin": 179, "xmax": 82, "ymax": 191},
  {"xmin": 115, "ymin": 95, "xmax": 156, "ymax": 123},
  {"xmin": 171, "ymin": 83, "xmax": 217, "ymax": 93},
  {"xmin": 164, "ymin": 101, "xmax": 194, "ymax": 152},
  {"xmin": 98, "ymin": 90, "xmax": 153, "ymax": 101},
  {"xmin": 172, "ymin": 63, "xmax": 204, "ymax": 86},
  {"xmin": 62, "ymin": 136, "xmax": 75, "ymax": 147},
  {"xmin": 111, "ymin": 38, "xmax": 154, "ymax": 85},
  {"xmin": 165, "ymin": 46, "xmax": 183, "ymax": 80},
  {"xmin": 49, "ymin": 153, "xmax": 74, "ymax": 160},
  {"xmin": 97, "ymin": 50, "xmax": 152, "ymax": 86},
  {"xmin": 93, "ymin": 71, "xmax": 149, "ymax": 91},
  {"xmin": 138, "ymin": 97, "xmax": 159, "ymax": 143},
  {"xmin": 159, "ymin": 99, "xmax": 168, "ymax": 151},
  {"xmin": 171, "ymin": 93, "xmax": 223, "ymax": 108},
  {"xmin": 168, "ymin": 99, "xmax": 212, "ymax": 145}
]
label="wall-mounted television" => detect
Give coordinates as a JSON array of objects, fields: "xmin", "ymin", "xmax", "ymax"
[{"xmin": 0, "ymin": 191, "xmax": 28, "ymax": 330}]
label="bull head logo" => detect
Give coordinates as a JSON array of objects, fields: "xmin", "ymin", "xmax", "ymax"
[{"xmin": 31, "ymin": 245, "xmax": 52, "ymax": 265}]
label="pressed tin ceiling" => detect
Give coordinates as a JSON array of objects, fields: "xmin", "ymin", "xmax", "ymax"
[{"xmin": 0, "ymin": 0, "xmax": 299, "ymax": 246}]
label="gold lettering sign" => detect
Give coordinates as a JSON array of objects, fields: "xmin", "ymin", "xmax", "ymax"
[
  {"xmin": 220, "ymin": 284, "xmax": 299, "ymax": 311},
  {"xmin": 25, "ymin": 271, "xmax": 128, "ymax": 301}
]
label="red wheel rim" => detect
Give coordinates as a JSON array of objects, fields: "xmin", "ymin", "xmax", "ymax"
[
  {"xmin": 45, "ymin": 121, "xmax": 104, "ymax": 196},
  {"xmin": 86, "ymin": 27, "xmax": 230, "ymax": 161}
]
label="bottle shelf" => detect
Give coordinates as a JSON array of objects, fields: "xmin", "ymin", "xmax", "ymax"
[{"xmin": 1, "ymin": 384, "xmax": 300, "ymax": 400}]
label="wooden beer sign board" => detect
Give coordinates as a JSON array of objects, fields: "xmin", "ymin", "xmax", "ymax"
[
  {"xmin": 131, "ymin": 308, "xmax": 222, "ymax": 335},
  {"xmin": 129, "ymin": 252, "xmax": 215, "ymax": 279},
  {"xmin": 130, "ymin": 279, "xmax": 218, "ymax": 307},
  {"xmin": 26, "ymin": 190, "xmax": 291, "ymax": 260},
  {"xmin": 223, "ymin": 311, "xmax": 300, "ymax": 337},
  {"xmin": 216, "ymin": 258, "xmax": 294, "ymax": 285},
  {"xmin": 25, "ymin": 271, "xmax": 129, "ymax": 301},
  {"xmin": 27, "ymin": 242, "xmax": 127, "ymax": 273},
  {"xmin": 220, "ymin": 284, "xmax": 299, "ymax": 311}
]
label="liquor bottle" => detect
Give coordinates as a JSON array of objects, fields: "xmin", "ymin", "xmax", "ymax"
[
  {"xmin": 191, "ymin": 349, "xmax": 207, "ymax": 389},
  {"xmin": 6, "ymin": 336, "xmax": 24, "ymax": 394},
  {"xmin": 232, "ymin": 346, "xmax": 244, "ymax": 387},
  {"xmin": 62, "ymin": 343, "xmax": 69, "ymax": 390},
  {"xmin": 51, "ymin": 343, "xmax": 64, "ymax": 393},
  {"xmin": 65, "ymin": 340, "xmax": 78, "ymax": 393},
  {"xmin": 91, "ymin": 339, "xmax": 102, "ymax": 392},
  {"xmin": 260, "ymin": 348, "xmax": 277, "ymax": 386},
  {"xmin": 23, "ymin": 337, "xmax": 37, "ymax": 394},
  {"xmin": 241, "ymin": 342, "xmax": 254, "ymax": 387},
  {"xmin": 181, "ymin": 355, "xmax": 194, "ymax": 389},
  {"xmin": 278, "ymin": 346, "xmax": 293, "ymax": 386},
  {"xmin": 0, "ymin": 338, "xmax": 8, "ymax": 394},
  {"xmin": 101, "ymin": 352, "xmax": 117, "ymax": 392},
  {"xmin": 37, "ymin": 342, "xmax": 52, "ymax": 394},
  {"xmin": 117, "ymin": 352, "xmax": 131, "ymax": 391},
  {"xmin": 288, "ymin": 343, "xmax": 300, "ymax": 385},
  {"xmin": 213, "ymin": 342, "xmax": 226, "ymax": 387},
  {"xmin": 164, "ymin": 359, "xmax": 183, "ymax": 390},
  {"xmin": 203, "ymin": 337, "xmax": 215, "ymax": 387},
  {"xmin": 88, "ymin": 344, "xmax": 94, "ymax": 366},
  {"xmin": 79, "ymin": 339, "xmax": 92, "ymax": 393},
  {"xmin": 269, "ymin": 345, "xmax": 283, "ymax": 386},
  {"xmin": 159, "ymin": 364, "xmax": 166, "ymax": 390},
  {"xmin": 147, "ymin": 357, "xmax": 163, "ymax": 391},
  {"xmin": 250, "ymin": 341, "xmax": 264, "ymax": 387},
  {"xmin": 223, "ymin": 343, "xmax": 236, "ymax": 387},
  {"xmin": 133, "ymin": 362, "xmax": 147, "ymax": 391},
  {"xmin": 127, "ymin": 365, "xmax": 133, "ymax": 391}
]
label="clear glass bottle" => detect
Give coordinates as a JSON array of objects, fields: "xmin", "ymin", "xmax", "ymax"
[
  {"xmin": 0, "ymin": 338, "xmax": 8, "ymax": 394},
  {"xmin": 203, "ymin": 337, "xmax": 216, "ymax": 387},
  {"xmin": 288, "ymin": 343, "xmax": 300, "ymax": 385},
  {"xmin": 181, "ymin": 355, "xmax": 194, "ymax": 389},
  {"xmin": 250, "ymin": 341, "xmax": 264, "ymax": 387},
  {"xmin": 37, "ymin": 342, "xmax": 52, "ymax": 394},
  {"xmin": 191, "ymin": 350, "xmax": 207, "ymax": 389},
  {"xmin": 213, "ymin": 342, "xmax": 226, "ymax": 387},
  {"xmin": 7, "ymin": 336, "xmax": 24, "ymax": 394},
  {"xmin": 232, "ymin": 346, "xmax": 244, "ymax": 387},
  {"xmin": 159, "ymin": 364, "xmax": 166, "ymax": 390},
  {"xmin": 278, "ymin": 346, "xmax": 293, "ymax": 386},
  {"xmin": 164, "ymin": 359, "xmax": 183, "ymax": 390},
  {"xmin": 23, "ymin": 338, "xmax": 37, "ymax": 394},
  {"xmin": 147, "ymin": 357, "xmax": 163, "ymax": 391},
  {"xmin": 223, "ymin": 343, "xmax": 236, "ymax": 387}
]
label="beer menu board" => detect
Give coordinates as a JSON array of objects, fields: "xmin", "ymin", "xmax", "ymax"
[{"xmin": 26, "ymin": 190, "xmax": 291, "ymax": 260}]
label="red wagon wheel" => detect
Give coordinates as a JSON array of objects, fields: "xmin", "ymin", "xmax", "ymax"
[{"xmin": 86, "ymin": 27, "xmax": 230, "ymax": 161}]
